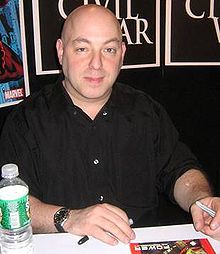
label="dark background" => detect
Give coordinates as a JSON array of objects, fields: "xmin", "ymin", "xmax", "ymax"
[{"xmin": 0, "ymin": 1, "xmax": 219, "ymax": 225}]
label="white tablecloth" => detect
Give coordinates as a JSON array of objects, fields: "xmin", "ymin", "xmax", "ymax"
[{"xmin": 33, "ymin": 224, "xmax": 219, "ymax": 253}]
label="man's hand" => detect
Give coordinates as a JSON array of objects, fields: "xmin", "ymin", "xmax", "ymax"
[
  {"xmin": 190, "ymin": 197, "xmax": 220, "ymax": 240},
  {"xmin": 64, "ymin": 203, "xmax": 136, "ymax": 245}
]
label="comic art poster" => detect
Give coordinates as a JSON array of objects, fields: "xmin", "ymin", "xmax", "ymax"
[
  {"xmin": 32, "ymin": 0, "xmax": 160, "ymax": 75},
  {"xmin": 130, "ymin": 238, "xmax": 216, "ymax": 254},
  {"xmin": 165, "ymin": 0, "xmax": 220, "ymax": 66},
  {"xmin": 0, "ymin": 0, "xmax": 29, "ymax": 108}
]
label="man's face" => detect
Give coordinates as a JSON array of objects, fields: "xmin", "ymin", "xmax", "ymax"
[{"xmin": 56, "ymin": 8, "xmax": 126, "ymax": 104}]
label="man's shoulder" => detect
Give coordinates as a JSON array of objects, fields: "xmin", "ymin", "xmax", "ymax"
[
  {"xmin": 23, "ymin": 82, "xmax": 56, "ymax": 108},
  {"xmin": 114, "ymin": 82, "xmax": 161, "ymax": 113},
  {"xmin": 115, "ymin": 82, "xmax": 145, "ymax": 95},
  {"xmin": 7, "ymin": 81, "xmax": 58, "ymax": 122}
]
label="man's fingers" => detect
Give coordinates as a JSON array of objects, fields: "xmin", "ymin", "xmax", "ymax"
[
  {"xmin": 191, "ymin": 201, "xmax": 220, "ymax": 236},
  {"xmin": 198, "ymin": 224, "xmax": 220, "ymax": 240},
  {"xmin": 66, "ymin": 203, "xmax": 135, "ymax": 245},
  {"xmin": 90, "ymin": 219, "xmax": 135, "ymax": 245},
  {"xmin": 191, "ymin": 203, "xmax": 206, "ymax": 231},
  {"xmin": 98, "ymin": 216, "xmax": 135, "ymax": 244},
  {"xmin": 84, "ymin": 209, "xmax": 135, "ymax": 244},
  {"xmin": 92, "ymin": 226, "xmax": 119, "ymax": 246},
  {"xmin": 102, "ymin": 203, "xmax": 130, "ymax": 223},
  {"xmin": 88, "ymin": 204, "xmax": 134, "ymax": 236},
  {"xmin": 98, "ymin": 204, "xmax": 136, "ymax": 241}
]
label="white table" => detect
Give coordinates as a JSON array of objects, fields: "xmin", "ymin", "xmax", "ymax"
[{"xmin": 33, "ymin": 224, "xmax": 219, "ymax": 253}]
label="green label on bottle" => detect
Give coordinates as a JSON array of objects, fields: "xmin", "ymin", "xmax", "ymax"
[{"xmin": 0, "ymin": 194, "xmax": 30, "ymax": 229}]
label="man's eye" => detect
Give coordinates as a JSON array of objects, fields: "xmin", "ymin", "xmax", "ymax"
[
  {"xmin": 76, "ymin": 48, "xmax": 87, "ymax": 52},
  {"xmin": 105, "ymin": 48, "xmax": 116, "ymax": 54}
]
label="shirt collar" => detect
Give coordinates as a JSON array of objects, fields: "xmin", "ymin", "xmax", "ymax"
[
  {"xmin": 48, "ymin": 75, "xmax": 74, "ymax": 114},
  {"xmin": 48, "ymin": 75, "xmax": 134, "ymax": 116}
]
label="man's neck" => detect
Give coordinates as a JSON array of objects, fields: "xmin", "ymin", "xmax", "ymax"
[
  {"xmin": 77, "ymin": 102, "xmax": 105, "ymax": 120},
  {"xmin": 63, "ymin": 83, "xmax": 111, "ymax": 120}
]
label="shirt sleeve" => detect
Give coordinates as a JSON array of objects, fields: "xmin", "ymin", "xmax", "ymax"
[
  {"xmin": 154, "ymin": 102, "xmax": 202, "ymax": 203},
  {"xmin": 0, "ymin": 107, "xmax": 42, "ymax": 199}
]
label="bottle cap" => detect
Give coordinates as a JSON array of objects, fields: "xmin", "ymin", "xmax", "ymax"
[{"xmin": 1, "ymin": 164, "xmax": 19, "ymax": 178}]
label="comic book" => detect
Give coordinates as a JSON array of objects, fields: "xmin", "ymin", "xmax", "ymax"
[
  {"xmin": 0, "ymin": 0, "xmax": 29, "ymax": 108},
  {"xmin": 130, "ymin": 238, "xmax": 216, "ymax": 254}
]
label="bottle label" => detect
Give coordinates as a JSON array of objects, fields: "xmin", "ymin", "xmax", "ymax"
[{"xmin": 0, "ymin": 194, "xmax": 30, "ymax": 230}]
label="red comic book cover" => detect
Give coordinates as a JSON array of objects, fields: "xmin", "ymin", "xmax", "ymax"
[{"xmin": 130, "ymin": 238, "xmax": 216, "ymax": 254}]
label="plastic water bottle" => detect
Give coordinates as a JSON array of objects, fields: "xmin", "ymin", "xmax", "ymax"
[{"xmin": 0, "ymin": 164, "xmax": 33, "ymax": 254}]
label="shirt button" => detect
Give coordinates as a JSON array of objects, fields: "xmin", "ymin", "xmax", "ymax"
[
  {"xmin": 98, "ymin": 195, "xmax": 104, "ymax": 202},
  {"xmin": 93, "ymin": 159, "xmax": 99, "ymax": 165},
  {"xmin": 102, "ymin": 111, "xmax": 108, "ymax": 116},
  {"xmin": 73, "ymin": 111, "xmax": 77, "ymax": 115}
]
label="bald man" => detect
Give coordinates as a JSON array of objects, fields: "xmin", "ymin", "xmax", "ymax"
[
  {"xmin": 1, "ymin": 4, "xmax": 220, "ymax": 245},
  {"xmin": 56, "ymin": 4, "xmax": 125, "ymax": 119}
]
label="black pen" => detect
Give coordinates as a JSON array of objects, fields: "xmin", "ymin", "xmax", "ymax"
[
  {"xmin": 77, "ymin": 218, "xmax": 134, "ymax": 245},
  {"xmin": 77, "ymin": 235, "xmax": 89, "ymax": 245}
]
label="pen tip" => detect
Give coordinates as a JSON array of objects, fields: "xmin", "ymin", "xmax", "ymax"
[{"xmin": 129, "ymin": 218, "xmax": 134, "ymax": 225}]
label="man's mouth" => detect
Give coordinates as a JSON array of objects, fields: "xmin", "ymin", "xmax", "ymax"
[{"xmin": 84, "ymin": 76, "xmax": 104, "ymax": 83}]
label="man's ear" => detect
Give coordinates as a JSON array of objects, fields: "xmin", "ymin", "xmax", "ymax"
[
  {"xmin": 56, "ymin": 39, "xmax": 63, "ymax": 65},
  {"xmin": 120, "ymin": 42, "xmax": 126, "ymax": 67},
  {"xmin": 122, "ymin": 42, "xmax": 126, "ymax": 58}
]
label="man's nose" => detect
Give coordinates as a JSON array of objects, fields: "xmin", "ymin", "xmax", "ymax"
[{"xmin": 89, "ymin": 51, "xmax": 103, "ymax": 70}]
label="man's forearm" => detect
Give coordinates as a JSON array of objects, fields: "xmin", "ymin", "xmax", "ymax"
[
  {"xmin": 29, "ymin": 195, "xmax": 135, "ymax": 245},
  {"xmin": 29, "ymin": 195, "xmax": 61, "ymax": 233},
  {"xmin": 174, "ymin": 169, "xmax": 213, "ymax": 212}
]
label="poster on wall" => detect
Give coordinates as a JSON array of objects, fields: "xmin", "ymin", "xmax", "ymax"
[
  {"xmin": 0, "ymin": 0, "xmax": 29, "ymax": 108},
  {"xmin": 32, "ymin": 0, "xmax": 160, "ymax": 75},
  {"xmin": 165, "ymin": 0, "xmax": 220, "ymax": 66}
]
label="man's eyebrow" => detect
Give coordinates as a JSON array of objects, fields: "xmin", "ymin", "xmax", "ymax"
[
  {"xmin": 72, "ymin": 37, "xmax": 121, "ymax": 45},
  {"xmin": 104, "ymin": 38, "xmax": 122, "ymax": 45},
  {"xmin": 72, "ymin": 37, "xmax": 90, "ymax": 44}
]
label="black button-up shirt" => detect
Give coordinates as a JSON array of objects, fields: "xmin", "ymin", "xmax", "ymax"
[{"xmin": 0, "ymin": 78, "xmax": 200, "ymax": 226}]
